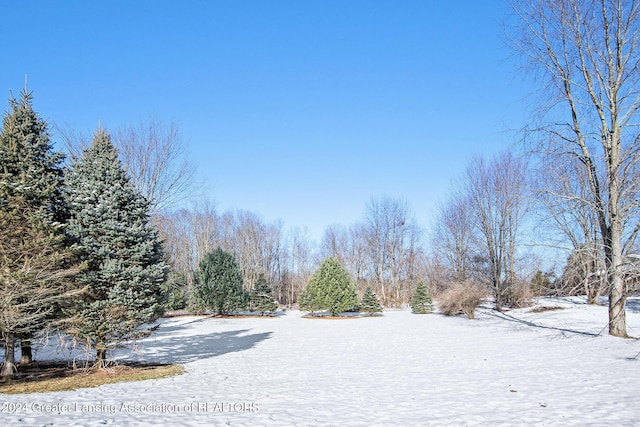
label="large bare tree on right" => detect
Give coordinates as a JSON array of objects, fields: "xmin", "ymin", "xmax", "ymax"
[{"xmin": 511, "ymin": 0, "xmax": 640, "ymax": 336}]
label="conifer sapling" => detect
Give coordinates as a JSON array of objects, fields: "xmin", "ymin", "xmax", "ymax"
[
  {"xmin": 302, "ymin": 257, "xmax": 358, "ymax": 316},
  {"xmin": 360, "ymin": 286, "xmax": 383, "ymax": 315},
  {"xmin": 410, "ymin": 281, "xmax": 433, "ymax": 314},
  {"xmin": 249, "ymin": 274, "xmax": 278, "ymax": 315}
]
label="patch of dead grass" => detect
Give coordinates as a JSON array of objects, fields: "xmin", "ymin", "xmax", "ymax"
[
  {"xmin": 164, "ymin": 312, "xmax": 279, "ymax": 319},
  {"xmin": 302, "ymin": 314, "xmax": 363, "ymax": 319},
  {"xmin": 0, "ymin": 362, "xmax": 183, "ymax": 395},
  {"xmin": 527, "ymin": 305, "xmax": 566, "ymax": 313}
]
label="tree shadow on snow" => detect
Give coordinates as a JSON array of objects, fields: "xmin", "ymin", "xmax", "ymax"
[
  {"xmin": 483, "ymin": 310, "xmax": 600, "ymax": 337},
  {"xmin": 625, "ymin": 298, "xmax": 640, "ymax": 314},
  {"xmin": 136, "ymin": 329, "xmax": 272, "ymax": 364},
  {"xmin": 147, "ymin": 317, "xmax": 214, "ymax": 336}
]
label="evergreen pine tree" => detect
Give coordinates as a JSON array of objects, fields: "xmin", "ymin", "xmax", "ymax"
[
  {"xmin": 161, "ymin": 270, "xmax": 188, "ymax": 311},
  {"xmin": 410, "ymin": 281, "xmax": 433, "ymax": 314},
  {"xmin": 64, "ymin": 129, "xmax": 166, "ymax": 364},
  {"xmin": 297, "ymin": 286, "xmax": 317, "ymax": 313},
  {"xmin": 192, "ymin": 248, "xmax": 247, "ymax": 315},
  {"xmin": 0, "ymin": 90, "xmax": 79, "ymax": 376},
  {"xmin": 249, "ymin": 274, "xmax": 278, "ymax": 315},
  {"xmin": 303, "ymin": 257, "xmax": 358, "ymax": 316},
  {"xmin": 360, "ymin": 286, "xmax": 383, "ymax": 315}
]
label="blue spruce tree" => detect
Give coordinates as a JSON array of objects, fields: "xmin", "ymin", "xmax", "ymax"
[
  {"xmin": 65, "ymin": 129, "xmax": 167, "ymax": 365},
  {"xmin": 360, "ymin": 286, "xmax": 383, "ymax": 315},
  {"xmin": 410, "ymin": 281, "xmax": 433, "ymax": 314},
  {"xmin": 249, "ymin": 274, "xmax": 278, "ymax": 315}
]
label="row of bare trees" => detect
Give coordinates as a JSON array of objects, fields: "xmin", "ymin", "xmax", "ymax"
[
  {"xmin": 431, "ymin": 151, "xmax": 530, "ymax": 312},
  {"xmin": 155, "ymin": 196, "xmax": 428, "ymax": 309},
  {"xmin": 155, "ymin": 203, "xmax": 289, "ymax": 306},
  {"xmin": 319, "ymin": 196, "xmax": 426, "ymax": 307}
]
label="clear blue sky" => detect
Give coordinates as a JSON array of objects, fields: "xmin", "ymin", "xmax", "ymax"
[{"xmin": 0, "ymin": 1, "xmax": 529, "ymax": 241}]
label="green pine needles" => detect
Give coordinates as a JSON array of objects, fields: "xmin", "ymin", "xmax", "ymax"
[
  {"xmin": 192, "ymin": 248, "xmax": 247, "ymax": 315},
  {"xmin": 249, "ymin": 274, "xmax": 278, "ymax": 315},
  {"xmin": 64, "ymin": 129, "xmax": 167, "ymax": 363},
  {"xmin": 410, "ymin": 281, "xmax": 433, "ymax": 314},
  {"xmin": 300, "ymin": 257, "xmax": 358, "ymax": 316},
  {"xmin": 360, "ymin": 286, "xmax": 383, "ymax": 315}
]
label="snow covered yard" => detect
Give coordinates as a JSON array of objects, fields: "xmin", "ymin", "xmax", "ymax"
[{"xmin": 2, "ymin": 298, "xmax": 639, "ymax": 426}]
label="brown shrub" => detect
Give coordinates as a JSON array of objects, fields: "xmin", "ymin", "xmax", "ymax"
[
  {"xmin": 437, "ymin": 281, "xmax": 486, "ymax": 319},
  {"xmin": 505, "ymin": 282, "xmax": 534, "ymax": 309}
]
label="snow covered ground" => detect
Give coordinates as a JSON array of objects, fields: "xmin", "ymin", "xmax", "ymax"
[{"xmin": 2, "ymin": 297, "xmax": 640, "ymax": 426}]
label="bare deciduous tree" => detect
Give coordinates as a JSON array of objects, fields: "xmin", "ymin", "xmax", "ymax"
[
  {"xmin": 320, "ymin": 222, "xmax": 369, "ymax": 294},
  {"xmin": 155, "ymin": 202, "xmax": 289, "ymax": 306},
  {"xmin": 535, "ymin": 158, "xmax": 606, "ymax": 303},
  {"xmin": 465, "ymin": 152, "xmax": 528, "ymax": 312},
  {"xmin": 510, "ymin": 0, "xmax": 640, "ymax": 336},
  {"xmin": 432, "ymin": 191, "xmax": 474, "ymax": 283},
  {"xmin": 320, "ymin": 224, "xmax": 349, "ymax": 266},
  {"xmin": 228, "ymin": 210, "xmax": 285, "ymax": 291},
  {"xmin": 58, "ymin": 117, "xmax": 198, "ymax": 213},
  {"xmin": 362, "ymin": 196, "xmax": 423, "ymax": 306},
  {"xmin": 114, "ymin": 118, "xmax": 197, "ymax": 212},
  {"xmin": 283, "ymin": 227, "xmax": 316, "ymax": 306},
  {"xmin": 316, "ymin": 197, "xmax": 425, "ymax": 307}
]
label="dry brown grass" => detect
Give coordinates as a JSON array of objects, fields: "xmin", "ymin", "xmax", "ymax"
[
  {"xmin": 527, "ymin": 305, "xmax": 566, "ymax": 313},
  {"xmin": 212, "ymin": 314, "xmax": 279, "ymax": 319},
  {"xmin": 164, "ymin": 312, "xmax": 279, "ymax": 319},
  {"xmin": 0, "ymin": 362, "xmax": 183, "ymax": 395},
  {"xmin": 302, "ymin": 314, "xmax": 363, "ymax": 319}
]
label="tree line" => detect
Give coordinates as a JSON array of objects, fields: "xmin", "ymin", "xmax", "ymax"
[{"xmin": 154, "ymin": 0, "xmax": 640, "ymax": 343}]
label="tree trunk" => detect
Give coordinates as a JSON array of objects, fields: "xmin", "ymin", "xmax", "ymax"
[
  {"xmin": 95, "ymin": 348, "xmax": 107, "ymax": 368},
  {"xmin": 605, "ymin": 128, "xmax": 627, "ymax": 337},
  {"xmin": 609, "ymin": 273, "xmax": 627, "ymax": 337},
  {"xmin": 2, "ymin": 333, "xmax": 17, "ymax": 377},
  {"xmin": 494, "ymin": 280, "xmax": 504, "ymax": 312},
  {"xmin": 584, "ymin": 275, "xmax": 598, "ymax": 305},
  {"xmin": 19, "ymin": 334, "xmax": 33, "ymax": 365},
  {"xmin": 608, "ymin": 229, "xmax": 627, "ymax": 337}
]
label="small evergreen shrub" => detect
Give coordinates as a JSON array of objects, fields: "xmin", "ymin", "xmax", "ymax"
[
  {"xmin": 410, "ymin": 281, "xmax": 433, "ymax": 314},
  {"xmin": 530, "ymin": 270, "xmax": 554, "ymax": 296},
  {"xmin": 360, "ymin": 286, "xmax": 383, "ymax": 315},
  {"xmin": 249, "ymin": 274, "xmax": 278, "ymax": 315},
  {"xmin": 438, "ymin": 281, "xmax": 485, "ymax": 319},
  {"xmin": 161, "ymin": 271, "xmax": 188, "ymax": 311},
  {"xmin": 192, "ymin": 248, "xmax": 247, "ymax": 315},
  {"xmin": 300, "ymin": 257, "xmax": 358, "ymax": 316}
]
